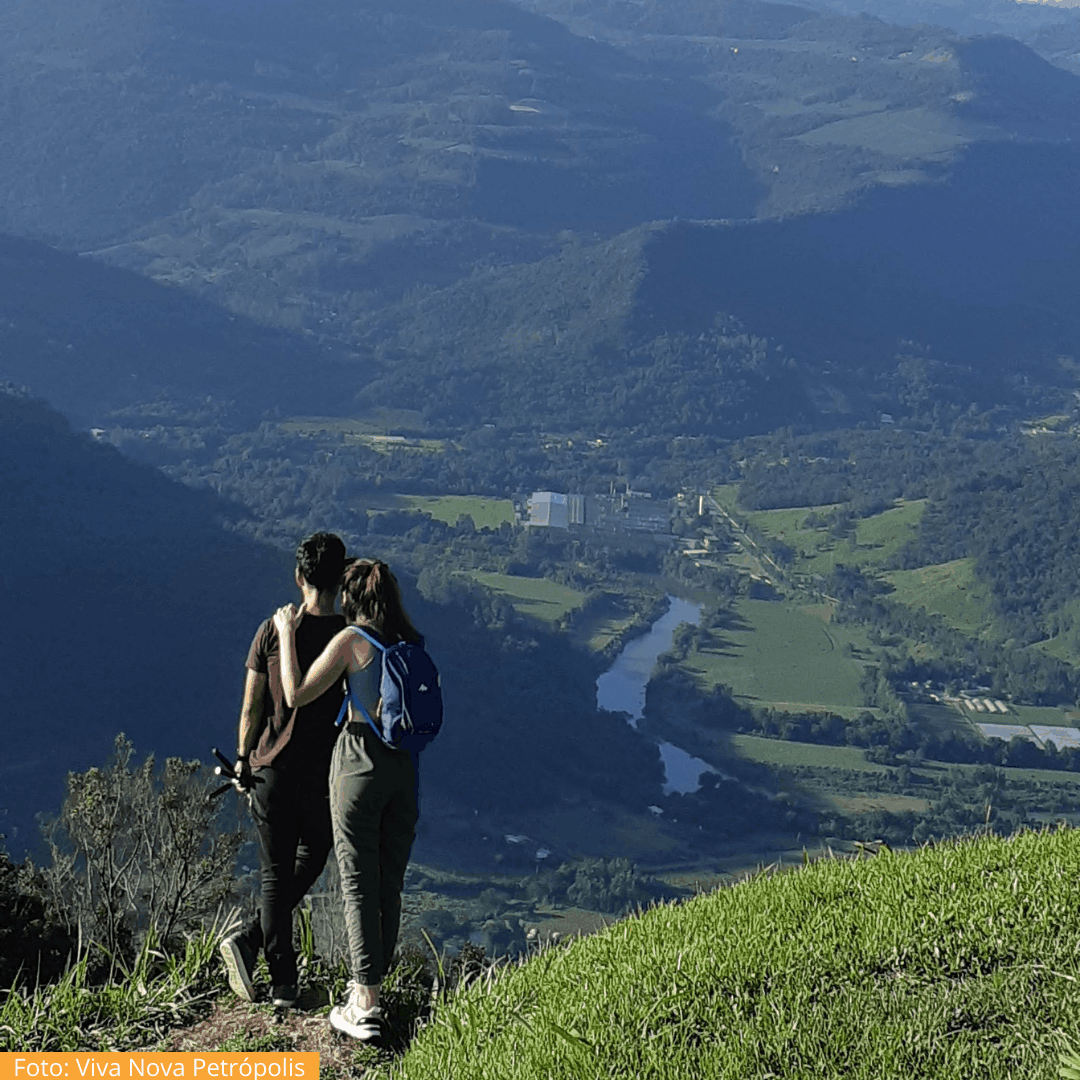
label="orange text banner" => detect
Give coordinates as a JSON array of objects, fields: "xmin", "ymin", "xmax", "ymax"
[{"xmin": 0, "ymin": 1056, "xmax": 318, "ymax": 1080}]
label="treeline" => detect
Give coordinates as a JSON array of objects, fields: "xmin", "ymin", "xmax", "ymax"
[
  {"xmin": 817, "ymin": 764, "xmax": 1066, "ymax": 848},
  {"xmin": 834, "ymin": 587, "xmax": 1080, "ymax": 706},
  {"xmin": 735, "ymin": 426, "xmax": 1015, "ymax": 512},
  {"xmin": 903, "ymin": 440, "xmax": 1080, "ymax": 644}
]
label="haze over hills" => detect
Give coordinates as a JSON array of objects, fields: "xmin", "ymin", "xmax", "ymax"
[{"xmin": 1, "ymin": 0, "xmax": 1078, "ymax": 437}]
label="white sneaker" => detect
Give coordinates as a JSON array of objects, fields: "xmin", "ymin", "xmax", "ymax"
[
  {"xmin": 330, "ymin": 982, "xmax": 383, "ymax": 1042},
  {"xmin": 219, "ymin": 932, "xmax": 256, "ymax": 1002}
]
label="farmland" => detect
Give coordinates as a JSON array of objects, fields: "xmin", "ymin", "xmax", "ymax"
[
  {"xmin": 797, "ymin": 106, "xmax": 981, "ymax": 157},
  {"xmin": 355, "ymin": 491, "xmax": 517, "ymax": 527},
  {"xmin": 735, "ymin": 498, "xmax": 926, "ymax": 576},
  {"xmin": 884, "ymin": 557, "xmax": 995, "ymax": 635},
  {"xmin": 729, "ymin": 733, "xmax": 889, "ymax": 772},
  {"xmin": 682, "ymin": 598, "xmax": 870, "ymax": 714},
  {"xmin": 467, "ymin": 571, "xmax": 586, "ymax": 624},
  {"xmin": 394, "ymin": 494, "xmax": 516, "ymax": 529}
]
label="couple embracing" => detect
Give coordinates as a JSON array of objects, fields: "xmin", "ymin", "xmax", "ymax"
[{"xmin": 220, "ymin": 532, "xmax": 426, "ymax": 1043}]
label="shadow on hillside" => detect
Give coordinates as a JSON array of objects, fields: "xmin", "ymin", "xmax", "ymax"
[
  {"xmin": 0, "ymin": 234, "xmax": 348, "ymax": 425},
  {"xmin": 474, "ymin": 105, "xmax": 761, "ymax": 234},
  {"xmin": 635, "ymin": 139, "xmax": 1080, "ymax": 388}
]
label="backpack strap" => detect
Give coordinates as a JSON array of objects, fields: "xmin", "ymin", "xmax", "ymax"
[{"xmin": 334, "ymin": 626, "xmax": 387, "ymax": 730}]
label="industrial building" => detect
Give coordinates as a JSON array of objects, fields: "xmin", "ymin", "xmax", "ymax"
[{"xmin": 526, "ymin": 488, "xmax": 671, "ymax": 540}]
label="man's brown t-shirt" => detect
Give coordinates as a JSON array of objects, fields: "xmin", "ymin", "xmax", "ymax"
[{"xmin": 246, "ymin": 611, "xmax": 346, "ymax": 776}]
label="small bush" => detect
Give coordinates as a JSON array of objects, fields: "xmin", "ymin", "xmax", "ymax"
[{"xmin": 39, "ymin": 734, "xmax": 247, "ymax": 962}]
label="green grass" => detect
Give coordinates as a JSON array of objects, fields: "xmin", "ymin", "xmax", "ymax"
[
  {"xmin": 884, "ymin": 558, "xmax": 995, "ymax": 636},
  {"xmin": 394, "ymin": 495, "xmax": 516, "ymax": 530},
  {"xmin": 572, "ymin": 595, "xmax": 640, "ymax": 653},
  {"xmin": 0, "ymin": 918, "xmax": 229, "ymax": 1051},
  {"xmin": 729, "ymin": 733, "xmax": 890, "ymax": 772},
  {"xmin": 797, "ymin": 107, "xmax": 977, "ymax": 156},
  {"xmin": 683, "ymin": 598, "xmax": 869, "ymax": 713},
  {"xmin": 711, "ymin": 484, "xmax": 740, "ymax": 510},
  {"xmin": 383, "ymin": 828, "xmax": 1080, "ymax": 1079},
  {"xmin": 468, "ymin": 572, "xmax": 586, "ymax": 624},
  {"xmin": 1008, "ymin": 705, "xmax": 1079, "ymax": 729},
  {"xmin": 741, "ymin": 503, "xmax": 840, "ymax": 541},
  {"xmin": 737, "ymin": 500, "xmax": 926, "ymax": 577},
  {"xmin": 281, "ymin": 409, "xmax": 428, "ymax": 436},
  {"xmin": 852, "ymin": 501, "xmax": 926, "ymax": 559}
]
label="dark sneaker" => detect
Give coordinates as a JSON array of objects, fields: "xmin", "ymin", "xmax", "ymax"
[
  {"xmin": 330, "ymin": 982, "xmax": 382, "ymax": 1041},
  {"xmin": 220, "ymin": 932, "xmax": 256, "ymax": 1002},
  {"xmin": 271, "ymin": 984, "xmax": 299, "ymax": 1008}
]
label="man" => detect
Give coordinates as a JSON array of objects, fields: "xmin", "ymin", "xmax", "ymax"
[{"xmin": 220, "ymin": 532, "xmax": 347, "ymax": 1007}]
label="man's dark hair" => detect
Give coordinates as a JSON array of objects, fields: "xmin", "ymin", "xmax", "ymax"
[{"xmin": 296, "ymin": 532, "xmax": 347, "ymax": 593}]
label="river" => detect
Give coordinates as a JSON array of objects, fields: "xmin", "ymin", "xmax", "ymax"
[{"xmin": 595, "ymin": 596, "xmax": 718, "ymax": 795}]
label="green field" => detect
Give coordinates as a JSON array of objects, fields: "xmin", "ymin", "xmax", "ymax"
[
  {"xmin": 797, "ymin": 107, "xmax": 977, "ymax": 156},
  {"xmin": 729, "ymin": 733, "xmax": 888, "ymax": 772},
  {"xmin": 572, "ymin": 594, "xmax": 641, "ymax": 653},
  {"xmin": 281, "ymin": 408, "xmax": 428, "ymax": 435},
  {"xmin": 711, "ymin": 484, "xmax": 740, "ymax": 510},
  {"xmin": 395, "ymin": 494, "xmax": 516, "ymax": 529},
  {"xmin": 738, "ymin": 499, "xmax": 926, "ymax": 576},
  {"xmin": 884, "ymin": 557, "xmax": 995, "ymax": 635},
  {"xmin": 468, "ymin": 571, "xmax": 586, "ymax": 623},
  {"xmin": 1007, "ymin": 704, "xmax": 1079, "ymax": 729},
  {"xmin": 683, "ymin": 598, "xmax": 869, "ymax": 713},
  {"xmin": 356, "ymin": 492, "xmax": 516, "ymax": 527}
]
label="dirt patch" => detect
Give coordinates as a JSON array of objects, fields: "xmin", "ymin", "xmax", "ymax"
[{"xmin": 156, "ymin": 994, "xmax": 384, "ymax": 1076}]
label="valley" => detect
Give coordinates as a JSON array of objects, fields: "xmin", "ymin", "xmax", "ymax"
[{"xmin": 4, "ymin": 0, "xmax": 1080, "ymax": 970}]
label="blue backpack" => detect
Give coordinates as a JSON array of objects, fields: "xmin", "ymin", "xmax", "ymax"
[{"xmin": 335, "ymin": 627, "xmax": 443, "ymax": 754}]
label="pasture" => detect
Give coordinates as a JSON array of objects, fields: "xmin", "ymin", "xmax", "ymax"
[
  {"xmin": 281, "ymin": 408, "xmax": 428, "ymax": 435},
  {"xmin": 572, "ymin": 593, "xmax": 641, "ymax": 653},
  {"xmin": 884, "ymin": 557, "xmax": 995, "ymax": 635},
  {"xmin": 682, "ymin": 598, "xmax": 869, "ymax": 713},
  {"xmin": 728, "ymin": 733, "xmax": 888, "ymax": 772},
  {"xmin": 468, "ymin": 571, "xmax": 586, "ymax": 624},
  {"xmin": 395, "ymin": 494, "xmax": 516, "ymax": 529},
  {"xmin": 797, "ymin": 106, "xmax": 978, "ymax": 156},
  {"xmin": 1007, "ymin": 704, "xmax": 1079, "ymax": 730},
  {"xmin": 356, "ymin": 492, "xmax": 516, "ymax": 527},
  {"xmin": 736, "ymin": 499, "xmax": 925, "ymax": 576}
]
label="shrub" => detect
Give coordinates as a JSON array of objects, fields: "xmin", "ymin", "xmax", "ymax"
[{"xmin": 39, "ymin": 734, "xmax": 246, "ymax": 962}]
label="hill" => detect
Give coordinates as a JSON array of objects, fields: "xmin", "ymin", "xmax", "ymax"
[
  {"xmin": 0, "ymin": 386, "xmax": 288, "ymax": 853},
  {"xmin": 0, "ymin": 233, "xmax": 347, "ymax": 425},
  {"xmin": 387, "ymin": 828, "xmax": 1080, "ymax": 1079},
  {"xmin": 10, "ymin": 827, "xmax": 1073, "ymax": 1073},
  {"xmin": 350, "ymin": 130, "xmax": 1080, "ymax": 433},
  {"xmin": 1, "ymin": 0, "xmax": 1078, "ymax": 440}
]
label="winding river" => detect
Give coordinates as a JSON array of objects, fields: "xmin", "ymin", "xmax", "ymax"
[{"xmin": 595, "ymin": 597, "xmax": 718, "ymax": 795}]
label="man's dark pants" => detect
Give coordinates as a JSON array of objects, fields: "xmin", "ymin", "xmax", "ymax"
[{"xmin": 240, "ymin": 765, "xmax": 333, "ymax": 987}]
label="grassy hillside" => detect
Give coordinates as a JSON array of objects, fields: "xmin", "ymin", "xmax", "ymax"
[
  {"xmin": 386, "ymin": 828, "xmax": 1080, "ymax": 1079},
  {"xmin": 885, "ymin": 558, "xmax": 996, "ymax": 635}
]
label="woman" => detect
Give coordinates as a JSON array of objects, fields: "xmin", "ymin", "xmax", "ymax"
[{"xmin": 275, "ymin": 557, "xmax": 424, "ymax": 1042}]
